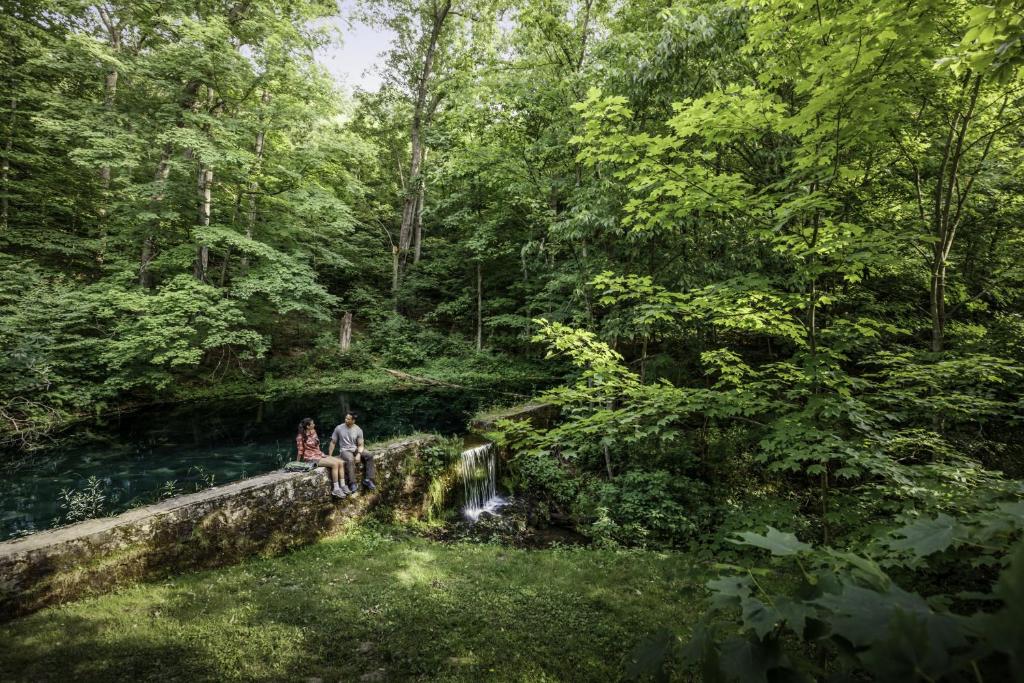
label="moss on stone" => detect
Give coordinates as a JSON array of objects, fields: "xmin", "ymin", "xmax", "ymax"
[{"xmin": 0, "ymin": 435, "xmax": 442, "ymax": 622}]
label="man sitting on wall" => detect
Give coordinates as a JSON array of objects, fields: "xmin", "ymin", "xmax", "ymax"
[{"xmin": 328, "ymin": 412, "xmax": 376, "ymax": 493}]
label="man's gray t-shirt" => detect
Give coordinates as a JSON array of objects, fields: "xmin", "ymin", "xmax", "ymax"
[{"xmin": 331, "ymin": 424, "xmax": 363, "ymax": 452}]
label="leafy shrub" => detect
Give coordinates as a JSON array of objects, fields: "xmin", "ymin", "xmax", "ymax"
[
  {"xmin": 158, "ymin": 480, "xmax": 180, "ymax": 499},
  {"xmin": 509, "ymin": 448, "xmax": 582, "ymax": 513},
  {"xmin": 629, "ymin": 508, "xmax": 1024, "ymax": 682},
  {"xmin": 56, "ymin": 476, "xmax": 112, "ymax": 524},
  {"xmin": 364, "ymin": 313, "xmax": 471, "ymax": 368},
  {"xmin": 308, "ymin": 338, "xmax": 377, "ymax": 370},
  {"xmin": 101, "ymin": 275, "xmax": 268, "ymax": 390},
  {"xmin": 576, "ymin": 470, "xmax": 708, "ymax": 547},
  {"xmin": 419, "ymin": 436, "xmax": 464, "ymax": 478},
  {"xmin": 186, "ymin": 465, "xmax": 216, "ymax": 491},
  {"xmin": 492, "ymin": 417, "xmax": 582, "ymax": 515}
]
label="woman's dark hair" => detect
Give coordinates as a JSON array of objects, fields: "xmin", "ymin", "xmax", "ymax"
[{"xmin": 297, "ymin": 417, "xmax": 315, "ymax": 438}]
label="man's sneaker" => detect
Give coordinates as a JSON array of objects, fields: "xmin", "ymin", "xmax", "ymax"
[
  {"xmin": 349, "ymin": 483, "xmax": 358, "ymax": 494},
  {"xmin": 362, "ymin": 479, "xmax": 377, "ymax": 491},
  {"xmin": 331, "ymin": 486, "xmax": 347, "ymax": 499}
]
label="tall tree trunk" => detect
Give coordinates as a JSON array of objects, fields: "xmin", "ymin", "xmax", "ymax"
[
  {"xmin": 241, "ymin": 91, "xmax": 270, "ymax": 271},
  {"xmin": 220, "ymin": 190, "xmax": 243, "ymax": 286},
  {"xmin": 98, "ymin": 68, "xmax": 118, "ymax": 192},
  {"xmin": 930, "ymin": 254, "xmax": 946, "ymax": 353},
  {"xmin": 399, "ymin": 136, "xmax": 424, "ymax": 266},
  {"xmin": 97, "ymin": 57, "xmax": 117, "ymax": 261},
  {"xmin": 413, "ymin": 147, "xmax": 427, "ymax": 264},
  {"xmin": 339, "ymin": 311, "xmax": 352, "ymax": 352},
  {"xmin": 194, "ymin": 86, "xmax": 221, "ymax": 283},
  {"xmin": 245, "ymin": 129, "xmax": 266, "ymax": 239},
  {"xmin": 391, "ymin": 244, "xmax": 400, "ymax": 311},
  {"xmin": 640, "ymin": 337, "xmax": 648, "ymax": 384},
  {"xmin": 412, "ymin": 191, "xmax": 423, "ymax": 263},
  {"xmin": 140, "ymin": 79, "xmax": 202, "ymax": 287},
  {"xmin": 476, "ymin": 261, "xmax": 483, "ymax": 352},
  {"xmin": 604, "ymin": 397, "xmax": 614, "ymax": 479},
  {"xmin": 139, "ymin": 145, "xmax": 172, "ymax": 287},
  {"xmin": 194, "ymin": 165, "xmax": 212, "ymax": 282},
  {"xmin": 1, "ymin": 98, "xmax": 14, "ymax": 232},
  {"xmin": 95, "ymin": 4, "xmax": 123, "ymax": 265},
  {"xmin": 398, "ymin": 0, "xmax": 451, "ymax": 278},
  {"xmin": 929, "ymin": 75, "xmax": 982, "ymax": 354},
  {"xmin": 96, "ymin": 6, "xmax": 121, "ymax": 202}
]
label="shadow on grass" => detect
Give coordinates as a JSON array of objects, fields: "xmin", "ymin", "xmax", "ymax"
[
  {"xmin": 0, "ymin": 613, "xmax": 218, "ymax": 682},
  {"xmin": 1, "ymin": 531, "xmax": 708, "ymax": 682}
]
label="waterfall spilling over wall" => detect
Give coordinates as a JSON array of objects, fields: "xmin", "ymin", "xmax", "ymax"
[{"xmin": 459, "ymin": 443, "xmax": 503, "ymax": 521}]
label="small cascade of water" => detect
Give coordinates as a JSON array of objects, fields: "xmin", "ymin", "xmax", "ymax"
[{"xmin": 459, "ymin": 443, "xmax": 504, "ymax": 521}]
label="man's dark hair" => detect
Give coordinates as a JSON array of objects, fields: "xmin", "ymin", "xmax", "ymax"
[{"xmin": 346, "ymin": 412, "xmax": 358, "ymax": 421}]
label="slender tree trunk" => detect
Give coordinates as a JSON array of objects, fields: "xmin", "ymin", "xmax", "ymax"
[
  {"xmin": 392, "ymin": 244, "xmax": 400, "ymax": 310},
  {"xmin": 398, "ymin": 0, "xmax": 451, "ymax": 278},
  {"xmin": 194, "ymin": 165, "xmax": 212, "ymax": 282},
  {"xmin": 930, "ymin": 253, "xmax": 946, "ymax": 353},
  {"xmin": 96, "ymin": 54, "xmax": 118, "ymax": 262},
  {"xmin": 412, "ymin": 191, "xmax": 424, "ymax": 263},
  {"xmin": 97, "ymin": 6, "xmax": 120, "ymax": 203},
  {"xmin": 141, "ymin": 80, "xmax": 202, "ymax": 287},
  {"xmin": 99, "ymin": 72, "xmax": 118, "ymax": 192},
  {"xmin": 640, "ymin": 337, "xmax": 648, "ymax": 384},
  {"xmin": 219, "ymin": 246, "xmax": 231, "ymax": 287},
  {"xmin": 1, "ymin": 98, "xmax": 14, "ymax": 232},
  {"xmin": 399, "ymin": 137, "xmax": 424, "ymax": 266},
  {"xmin": 340, "ymin": 311, "xmax": 352, "ymax": 352},
  {"xmin": 194, "ymin": 86, "xmax": 222, "ymax": 283},
  {"xmin": 821, "ymin": 468, "xmax": 829, "ymax": 546},
  {"xmin": 476, "ymin": 261, "xmax": 483, "ymax": 351},
  {"xmin": 522, "ymin": 249, "xmax": 531, "ymax": 353},
  {"xmin": 246, "ymin": 130, "xmax": 265, "ymax": 239},
  {"xmin": 604, "ymin": 399, "xmax": 614, "ymax": 479},
  {"xmin": 220, "ymin": 190, "xmax": 243, "ymax": 286},
  {"xmin": 241, "ymin": 91, "xmax": 270, "ymax": 271},
  {"xmin": 139, "ymin": 145, "xmax": 172, "ymax": 287},
  {"xmin": 603, "ymin": 384, "xmax": 614, "ymax": 480},
  {"xmin": 413, "ymin": 147, "xmax": 427, "ymax": 264},
  {"xmin": 929, "ymin": 76, "xmax": 981, "ymax": 354}
]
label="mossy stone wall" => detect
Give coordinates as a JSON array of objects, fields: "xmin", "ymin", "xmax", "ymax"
[{"xmin": 0, "ymin": 434, "xmax": 438, "ymax": 622}]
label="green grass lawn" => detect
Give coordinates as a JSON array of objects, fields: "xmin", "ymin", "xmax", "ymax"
[{"xmin": 0, "ymin": 526, "xmax": 709, "ymax": 682}]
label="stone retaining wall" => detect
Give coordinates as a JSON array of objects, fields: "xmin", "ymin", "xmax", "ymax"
[{"xmin": 0, "ymin": 434, "xmax": 438, "ymax": 622}]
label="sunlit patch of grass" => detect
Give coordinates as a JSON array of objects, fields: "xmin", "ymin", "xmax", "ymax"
[{"xmin": 0, "ymin": 525, "xmax": 710, "ymax": 682}]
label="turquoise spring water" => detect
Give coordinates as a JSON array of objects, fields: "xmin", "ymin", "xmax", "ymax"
[{"xmin": 0, "ymin": 389, "xmax": 491, "ymax": 541}]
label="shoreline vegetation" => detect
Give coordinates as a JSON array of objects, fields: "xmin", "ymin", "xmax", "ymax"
[{"xmin": 0, "ymin": 354, "xmax": 557, "ymax": 457}]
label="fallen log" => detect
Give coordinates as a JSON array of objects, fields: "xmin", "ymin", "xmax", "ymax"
[{"xmin": 384, "ymin": 369, "xmax": 464, "ymax": 389}]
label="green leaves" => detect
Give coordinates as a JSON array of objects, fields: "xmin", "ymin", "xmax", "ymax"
[
  {"xmin": 101, "ymin": 275, "xmax": 267, "ymax": 390},
  {"xmin": 624, "ymin": 628, "xmax": 680, "ymax": 683},
  {"xmin": 885, "ymin": 514, "xmax": 961, "ymax": 557},
  {"xmin": 948, "ymin": 2, "xmax": 1024, "ymax": 82},
  {"xmin": 730, "ymin": 527, "xmax": 812, "ymax": 556},
  {"xmin": 532, "ymin": 318, "xmax": 636, "ymax": 385},
  {"xmin": 670, "ymin": 517, "xmax": 1024, "ymax": 682}
]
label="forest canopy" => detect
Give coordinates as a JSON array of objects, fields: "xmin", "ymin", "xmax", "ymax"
[{"xmin": 1, "ymin": 0, "xmax": 1023, "ymax": 679}]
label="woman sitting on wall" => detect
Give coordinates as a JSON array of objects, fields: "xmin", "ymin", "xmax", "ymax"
[{"xmin": 295, "ymin": 417, "xmax": 347, "ymax": 499}]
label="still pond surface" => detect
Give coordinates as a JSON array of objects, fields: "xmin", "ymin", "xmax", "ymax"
[{"xmin": 0, "ymin": 389, "xmax": 492, "ymax": 542}]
